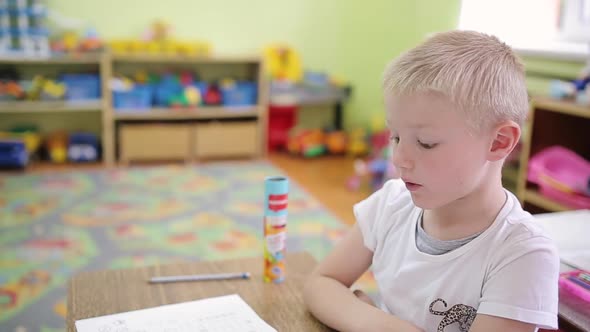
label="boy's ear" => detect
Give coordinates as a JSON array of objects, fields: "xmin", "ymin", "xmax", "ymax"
[{"xmin": 488, "ymin": 121, "xmax": 521, "ymax": 162}]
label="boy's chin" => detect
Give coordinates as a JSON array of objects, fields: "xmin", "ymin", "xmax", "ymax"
[{"xmin": 409, "ymin": 194, "xmax": 448, "ymax": 210}]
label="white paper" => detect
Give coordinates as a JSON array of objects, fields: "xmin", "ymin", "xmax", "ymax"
[
  {"xmin": 561, "ymin": 250, "xmax": 590, "ymax": 271},
  {"xmin": 75, "ymin": 294, "xmax": 277, "ymax": 332},
  {"xmin": 534, "ymin": 210, "xmax": 590, "ymax": 270},
  {"xmin": 534, "ymin": 210, "xmax": 590, "ymax": 250}
]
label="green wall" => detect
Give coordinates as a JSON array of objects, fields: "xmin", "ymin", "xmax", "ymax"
[{"xmin": 49, "ymin": 0, "xmax": 462, "ymax": 129}]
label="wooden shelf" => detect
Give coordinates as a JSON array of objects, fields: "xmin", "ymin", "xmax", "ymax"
[
  {"xmin": 0, "ymin": 54, "xmax": 103, "ymax": 65},
  {"xmin": 0, "ymin": 100, "xmax": 103, "ymax": 113},
  {"xmin": 524, "ymin": 189, "xmax": 572, "ymax": 212},
  {"xmin": 113, "ymin": 106, "xmax": 260, "ymax": 120},
  {"xmin": 532, "ymin": 97, "xmax": 590, "ymax": 119},
  {"xmin": 112, "ymin": 54, "xmax": 261, "ymax": 64}
]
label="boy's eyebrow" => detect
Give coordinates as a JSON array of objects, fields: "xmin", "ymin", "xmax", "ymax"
[{"xmin": 387, "ymin": 122, "xmax": 434, "ymax": 130}]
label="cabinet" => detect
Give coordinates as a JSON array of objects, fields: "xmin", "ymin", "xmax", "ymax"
[
  {"xmin": 0, "ymin": 54, "xmax": 112, "ymax": 163},
  {"xmin": 516, "ymin": 96, "xmax": 590, "ymax": 212},
  {"xmin": 110, "ymin": 54, "xmax": 266, "ymax": 163}
]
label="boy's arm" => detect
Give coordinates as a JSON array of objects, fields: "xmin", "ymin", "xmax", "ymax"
[
  {"xmin": 303, "ymin": 224, "xmax": 423, "ymax": 332},
  {"xmin": 469, "ymin": 314, "xmax": 536, "ymax": 332}
]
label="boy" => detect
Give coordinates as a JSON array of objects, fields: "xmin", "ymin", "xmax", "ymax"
[{"xmin": 303, "ymin": 30, "xmax": 559, "ymax": 332}]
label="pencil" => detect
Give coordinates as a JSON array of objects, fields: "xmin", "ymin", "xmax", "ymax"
[{"xmin": 149, "ymin": 272, "xmax": 251, "ymax": 284}]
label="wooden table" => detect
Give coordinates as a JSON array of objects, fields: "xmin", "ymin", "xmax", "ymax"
[{"xmin": 67, "ymin": 252, "xmax": 331, "ymax": 332}]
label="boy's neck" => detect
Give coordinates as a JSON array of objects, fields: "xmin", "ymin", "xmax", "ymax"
[{"xmin": 422, "ymin": 171, "xmax": 507, "ymax": 241}]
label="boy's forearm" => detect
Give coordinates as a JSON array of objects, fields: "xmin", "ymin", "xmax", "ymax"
[{"xmin": 303, "ymin": 276, "xmax": 423, "ymax": 332}]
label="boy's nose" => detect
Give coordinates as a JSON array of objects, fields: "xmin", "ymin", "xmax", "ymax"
[{"xmin": 391, "ymin": 143, "xmax": 413, "ymax": 171}]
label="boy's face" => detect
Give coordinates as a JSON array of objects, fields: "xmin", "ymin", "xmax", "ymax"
[{"xmin": 385, "ymin": 92, "xmax": 493, "ymax": 209}]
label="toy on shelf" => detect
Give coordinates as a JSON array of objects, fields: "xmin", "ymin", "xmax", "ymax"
[
  {"xmin": 347, "ymin": 150, "xmax": 397, "ymax": 192},
  {"xmin": 0, "ymin": 71, "xmax": 99, "ymax": 102},
  {"xmin": 549, "ymin": 62, "xmax": 590, "ymax": 106},
  {"xmin": 68, "ymin": 132, "xmax": 99, "ymax": 162},
  {"xmin": 23, "ymin": 76, "xmax": 66, "ymax": 100},
  {"xmin": 346, "ymin": 128, "xmax": 396, "ymax": 192},
  {"xmin": 263, "ymin": 44, "xmax": 303, "ymax": 82},
  {"xmin": 111, "ymin": 69, "xmax": 257, "ymax": 110},
  {"xmin": 45, "ymin": 130, "xmax": 68, "ymax": 163},
  {"xmin": 50, "ymin": 28, "xmax": 104, "ymax": 54},
  {"xmin": 109, "ymin": 20, "xmax": 211, "ymax": 57},
  {"xmin": 325, "ymin": 130, "xmax": 347, "ymax": 154},
  {"xmin": 0, "ymin": 80, "xmax": 25, "ymax": 100},
  {"xmin": 0, "ymin": 125, "xmax": 40, "ymax": 166},
  {"xmin": 287, "ymin": 128, "xmax": 325, "ymax": 158},
  {"xmin": 2, "ymin": 125, "xmax": 41, "ymax": 155},
  {"xmin": 203, "ymin": 83, "xmax": 222, "ymax": 105},
  {"xmin": 347, "ymin": 128, "xmax": 369, "ymax": 157}
]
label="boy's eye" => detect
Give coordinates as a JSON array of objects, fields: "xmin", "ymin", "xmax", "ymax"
[
  {"xmin": 418, "ymin": 141, "xmax": 437, "ymax": 149},
  {"xmin": 390, "ymin": 135, "xmax": 400, "ymax": 143}
]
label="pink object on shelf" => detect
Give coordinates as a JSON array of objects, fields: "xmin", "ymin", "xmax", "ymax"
[{"xmin": 528, "ymin": 146, "xmax": 590, "ymax": 208}]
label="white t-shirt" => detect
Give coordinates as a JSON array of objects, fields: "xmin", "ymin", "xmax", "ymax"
[{"xmin": 355, "ymin": 179, "xmax": 559, "ymax": 332}]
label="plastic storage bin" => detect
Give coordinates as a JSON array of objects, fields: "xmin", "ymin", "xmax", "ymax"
[
  {"xmin": 61, "ymin": 74, "xmax": 101, "ymax": 101},
  {"xmin": 221, "ymin": 82, "xmax": 257, "ymax": 106},
  {"xmin": 113, "ymin": 85, "xmax": 152, "ymax": 110}
]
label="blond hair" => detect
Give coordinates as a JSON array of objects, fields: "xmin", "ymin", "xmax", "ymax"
[{"xmin": 383, "ymin": 30, "xmax": 528, "ymax": 131}]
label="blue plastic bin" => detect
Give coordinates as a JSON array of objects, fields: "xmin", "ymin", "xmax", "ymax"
[
  {"xmin": 221, "ymin": 82, "xmax": 257, "ymax": 106},
  {"xmin": 61, "ymin": 74, "xmax": 101, "ymax": 101},
  {"xmin": 0, "ymin": 140, "xmax": 28, "ymax": 168},
  {"xmin": 113, "ymin": 85, "xmax": 152, "ymax": 110},
  {"xmin": 153, "ymin": 79, "xmax": 181, "ymax": 107}
]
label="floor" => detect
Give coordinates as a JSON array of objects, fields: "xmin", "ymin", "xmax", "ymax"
[
  {"xmin": 19, "ymin": 152, "xmax": 369, "ymax": 226},
  {"xmin": 268, "ymin": 153, "xmax": 368, "ymax": 226}
]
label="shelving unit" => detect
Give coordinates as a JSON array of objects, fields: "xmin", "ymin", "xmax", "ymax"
[
  {"xmin": 0, "ymin": 53, "xmax": 103, "ymax": 65},
  {"xmin": 113, "ymin": 106, "xmax": 258, "ymax": 120},
  {"xmin": 0, "ymin": 53, "xmax": 111, "ymax": 164},
  {"xmin": 107, "ymin": 53, "xmax": 267, "ymax": 164},
  {"xmin": 516, "ymin": 96, "xmax": 590, "ymax": 212},
  {"xmin": 0, "ymin": 52, "xmax": 267, "ymax": 166},
  {"xmin": 0, "ymin": 100, "xmax": 102, "ymax": 113}
]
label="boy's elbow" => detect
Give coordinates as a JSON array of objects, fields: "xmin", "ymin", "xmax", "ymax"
[
  {"xmin": 303, "ymin": 273, "xmax": 324, "ymax": 309},
  {"xmin": 302, "ymin": 274, "xmax": 316, "ymax": 307}
]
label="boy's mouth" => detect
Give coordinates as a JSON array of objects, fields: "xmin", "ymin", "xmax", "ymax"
[{"xmin": 403, "ymin": 181, "xmax": 422, "ymax": 192}]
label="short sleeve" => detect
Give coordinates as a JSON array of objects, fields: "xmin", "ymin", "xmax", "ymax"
[
  {"xmin": 353, "ymin": 179, "xmax": 407, "ymax": 252},
  {"xmin": 477, "ymin": 235, "xmax": 560, "ymax": 329}
]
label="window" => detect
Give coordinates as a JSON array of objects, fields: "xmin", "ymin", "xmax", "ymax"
[{"xmin": 458, "ymin": 0, "xmax": 590, "ymax": 60}]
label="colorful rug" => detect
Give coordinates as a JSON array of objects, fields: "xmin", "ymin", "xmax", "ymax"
[{"xmin": 0, "ymin": 161, "xmax": 376, "ymax": 332}]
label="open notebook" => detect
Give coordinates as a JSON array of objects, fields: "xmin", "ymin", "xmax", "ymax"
[{"xmin": 75, "ymin": 294, "xmax": 277, "ymax": 332}]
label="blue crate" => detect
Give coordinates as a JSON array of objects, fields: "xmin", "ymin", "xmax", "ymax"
[
  {"xmin": 113, "ymin": 85, "xmax": 152, "ymax": 110},
  {"xmin": 153, "ymin": 79, "xmax": 181, "ymax": 107},
  {"xmin": 0, "ymin": 139, "xmax": 28, "ymax": 168},
  {"xmin": 221, "ymin": 82, "xmax": 257, "ymax": 106},
  {"xmin": 61, "ymin": 74, "xmax": 101, "ymax": 101}
]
